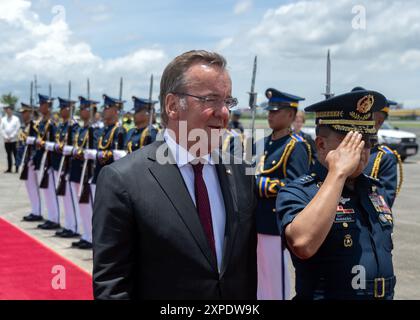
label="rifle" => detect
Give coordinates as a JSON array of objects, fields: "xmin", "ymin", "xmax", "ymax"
[
  {"xmin": 39, "ymin": 87, "xmax": 54, "ymax": 189},
  {"xmin": 79, "ymin": 126, "xmax": 94, "ymax": 203},
  {"xmin": 115, "ymin": 77, "xmax": 124, "ymax": 150},
  {"xmin": 79, "ymin": 79, "xmax": 95, "ymax": 203},
  {"xmin": 19, "ymin": 81, "xmax": 35, "ymax": 180},
  {"xmin": 323, "ymin": 49, "xmax": 334, "ymax": 99},
  {"xmin": 247, "ymin": 56, "xmax": 258, "ymax": 161},
  {"xmin": 56, "ymin": 81, "xmax": 74, "ymax": 195},
  {"xmin": 146, "ymin": 74, "xmax": 155, "ymax": 145}
]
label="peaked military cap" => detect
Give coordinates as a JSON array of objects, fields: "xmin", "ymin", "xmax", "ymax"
[
  {"xmin": 79, "ymin": 96, "xmax": 99, "ymax": 110},
  {"xmin": 305, "ymin": 89, "xmax": 387, "ymax": 136},
  {"xmin": 102, "ymin": 94, "xmax": 125, "ymax": 109},
  {"xmin": 131, "ymin": 96, "xmax": 157, "ymax": 113},
  {"xmin": 264, "ymin": 88, "xmax": 305, "ymax": 111},
  {"xmin": 58, "ymin": 97, "xmax": 76, "ymax": 110},
  {"xmin": 19, "ymin": 103, "xmax": 38, "ymax": 113},
  {"xmin": 38, "ymin": 94, "xmax": 54, "ymax": 105},
  {"xmin": 351, "ymin": 86, "xmax": 395, "ymax": 115}
]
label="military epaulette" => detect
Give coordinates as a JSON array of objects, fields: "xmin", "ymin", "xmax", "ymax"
[
  {"xmin": 291, "ymin": 133, "xmax": 312, "ymax": 165},
  {"xmin": 379, "ymin": 145, "xmax": 394, "ymax": 154},
  {"xmin": 290, "ymin": 133, "xmax": 305, "ymax": 142}
]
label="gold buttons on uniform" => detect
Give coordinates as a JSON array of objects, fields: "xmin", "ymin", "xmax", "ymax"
[
  {"xmin": 272, "ymin": 208, "xmax": 276, "ymax": 213},
  {"xmin": 269, "ymin": 141, "xmax": 273, "ymax": 145},
  {"xmin": 343, "ymin": 223, "xmax": 349, "ymax": 228},
  {"xmin": 272, "ymin": 160, "xmax": 277, "ymax": 165},
  {"xmin": 264, "ymin": 151, "xmax": 268, "ymax": 155}
]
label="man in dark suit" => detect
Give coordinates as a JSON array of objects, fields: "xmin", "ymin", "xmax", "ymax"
[{"xmin": 93, "ymin": 50, "xmax": 257, "ymax": 300}]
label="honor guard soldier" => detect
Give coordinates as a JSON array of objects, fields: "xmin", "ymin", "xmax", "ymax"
[
  {"xmin": 222, "ymin": 109, "xmax": 244, "ymax": 157},
  {"xmin": 255, "ymin": 88, "xmax": 311, "ymax": 300},
  {"xmin": 293, "ymin": 110, "xmax": 317, "ymax": 166},
  {"xmin": 349, "ymin": 88, "xmax": 403, "ymax": 208},
  {"xmin": 84, "ymin": 94, "xmax": 126, "ymax": 201},
  {"xmin": 69, "ymin": 96, "xmax": 99, "ymax": 249},
  {"xmin": 34, "ymin": 94, "xmax": 61, "ymax": 230},
  {"xmin": 123, "ymin": 97, "xmax": 159, "ymax": 154},
  {"xmin": 53, "ymin": 98, "xmax": 80, "ymax": 238},
  {"xmin": 277, "ymin": 89, "xmax": 396, "ymax": 300},
  {"xmin": 19, "ymin": 103, "xmax": 43, "ymax": 222}
]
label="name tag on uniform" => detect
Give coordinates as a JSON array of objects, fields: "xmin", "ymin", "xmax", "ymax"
[{"xmin": 335, "ymin": 205, "xmax": 355, "ymax": 223}]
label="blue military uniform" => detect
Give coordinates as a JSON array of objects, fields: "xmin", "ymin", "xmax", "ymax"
[
  {"xmin": 18, "ymin": 103, "xmax": 44, "ymax": 222},
  {"xmin": 53, "ymin": 98, "xmax": 79, "ymax": 171},
  {"xmin": 124, "ymin": 96, "xmax": 159, "ymax": 153},
  {"xmin": 16, "ymin": 103, "xmax": 37, "ymax": 168},
  {"xmin": 255, "ymin": 88, "xmax": 311, "ymax": 300},
  {"xmin": 35, "ymin": 94, "xmax": 61, "ymax": 230},
  {"xmin": 256, "ymin": 89, "xmax": 311, "ymax": 235},
  {"xmin": 360, "ymin": 94, "xmax": 403, "ymax": 208},
  {"xmin": 68, "ymin": 96, "xmax": 100, "ymax": 249},
  {"xmin": 277, "ymin": 89, "xmax": 396, "ymax": 300},
  {"xmin": 92, "ymin": 95, "xmax": 126, "ymax": 184},
  {"xmin": 69, "ymin": 97, "xmax": 99, "ymax": 184}
]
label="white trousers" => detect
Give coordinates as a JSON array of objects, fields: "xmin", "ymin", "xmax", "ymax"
[
  {"xmin": 257, "ymin": 233, "xmax": 291, "ymax": 300},
  {"xmin": 25, "ymin": 161, "xmax": 42, "ymax": 216},
  {"xmin": 59, "ymin": 177, "xmax": 80, "ymax": 233},
  {"xmin": 41, "ymin": 168, "xmax": 60, "ymax": 224},
  {"xmin": 71, "ymin": 182, "xmax": 93, "ymax": 242},
  {"xmin": 91, "ymin": 184, "xmax": 96, "ymax": 204}
]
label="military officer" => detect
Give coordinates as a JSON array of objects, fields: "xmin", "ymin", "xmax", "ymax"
[
  {"xmin": 277, "ymin": 89, "xmax": 396, "ymax": 300},
  {"xmin": 52, "ymin": 98, "xmax": 80, "ymax": 238},
  {"xmin": 34, "ymin": 94, "xmax": 61, "ymax": 230},
  {"xmin": 293, "ymin": 110, "xmax": 317, "ymax": 166},
  {"xmin": 83, "ymin": 94, "xmax": 126, "ymax": 203},
  {"xmin": 255, "ymin": 88, "xmax": 312, "ymax": 300},
  {"xmin": 228, "ymin": 109, "xmax": 244, "ymax": 135},
  {"xmin": 124, "ymin": 97, "xmax": 159, "ymax": 154},
  {"xmin": 19, "ymin": 103, "xmax": 43, "ymax": 222},
  {"xmin": 350, "ymin": 87, "xmax": 403, "ymax": 208},
  {"xmin": 69, "ymin": 96, "xmax": 99, "ymax": 249},
  {"xmin": 222, "ymin": 109, "xmax": 244, "ymax": 158}
]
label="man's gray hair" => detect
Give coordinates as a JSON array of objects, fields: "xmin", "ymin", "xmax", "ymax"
[{"xmin": 159, "ymin": 50, "xmax": 227, "ymax": 126}]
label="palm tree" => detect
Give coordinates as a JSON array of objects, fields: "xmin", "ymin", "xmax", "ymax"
[{"xmin": 1, "ymin": 92, "xmax": 19, "ymax": 108}]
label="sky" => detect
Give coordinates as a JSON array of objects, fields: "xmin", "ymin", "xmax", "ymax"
[{"xmin": 1, "ymin": 0, "xmax": 419, "ymax": 111}]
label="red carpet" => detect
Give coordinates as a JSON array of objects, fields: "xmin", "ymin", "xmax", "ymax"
[{"xmin": 0, "ymin": 217, "xmax": 93, "ymax": 300}]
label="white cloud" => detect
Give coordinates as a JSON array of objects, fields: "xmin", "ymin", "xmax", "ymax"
[
  {"xmin": 0, "ymin": 0, "xmax": 166, "ymax": 104},
  {"xmin": 234, "ymin": 0, "xmax": 253, "ymax": 15},
  {"xmin": 219, "ymin": 0, "xmax": 420, "ymax": 108}
]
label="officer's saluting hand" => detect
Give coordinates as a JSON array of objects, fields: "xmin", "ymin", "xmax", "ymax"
[{"xmin": 284, "ymin": 131, "xmax": 365, "ymax": 259}]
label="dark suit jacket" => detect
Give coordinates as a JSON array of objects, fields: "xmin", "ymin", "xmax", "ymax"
[{"xmin": 92, "ymin": 140, "xmax": 257, "ymax": 299}]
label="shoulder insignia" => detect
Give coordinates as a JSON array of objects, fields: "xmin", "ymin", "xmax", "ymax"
[
  {"xmin": 379, "ymin": 145, "xmax": 394, "ymax": 154},
  {"xmin": 291, "ymin": 133, "xmax": 304, "ymax": 142}
]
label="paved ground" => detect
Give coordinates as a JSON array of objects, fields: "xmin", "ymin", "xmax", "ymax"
[{"xmin": 0, "ymin": 129, "xmax": 419, "ymax": 299}]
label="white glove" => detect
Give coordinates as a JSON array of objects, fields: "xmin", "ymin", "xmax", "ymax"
[
  {"xmin": 113, "ymin": 150, "xmax": 127, "ymax": 161},
  {"xmin": 45, "ymin": 142, "xmax": 56, "ymax": 152},
  {"xmin": 84, "ymin": 149, "xmax": 97, "ymax": 160},
  {"xmin": 63, "ymin": 145, "xmax": 74, "ymax": 156},
  {"xmin": 26, "ymin": 136, "xmax": 36, "ymax": 145}
]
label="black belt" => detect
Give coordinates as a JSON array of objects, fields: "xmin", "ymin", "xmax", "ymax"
[{"xmin": 362, "ymin": 276, "xmax": 396, "ymax": 299}]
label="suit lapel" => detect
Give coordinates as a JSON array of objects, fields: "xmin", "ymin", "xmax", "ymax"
[
  {"xmin": 215, "ymin": 158, "xmax": 239, "ymax": 277},
  {"xmin": 147, "ymin": 141, "xmax": 218, "ymax": 272}
]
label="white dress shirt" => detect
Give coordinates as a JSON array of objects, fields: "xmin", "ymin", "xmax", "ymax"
[
  {"xmin": 164, "ymin": 130, "xmax": 226, "ymax": 272},
  {"xmin": 1, "ymin": 115, "xmax": 21, "ymax": 142}
]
